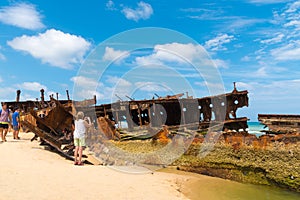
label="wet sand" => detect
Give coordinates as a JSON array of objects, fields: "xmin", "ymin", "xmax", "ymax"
[{"xmin": 162, "ymin": 168, "xmax": 300, "ymax": 200}]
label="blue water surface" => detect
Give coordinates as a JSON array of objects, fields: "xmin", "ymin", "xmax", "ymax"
[{"xmin": 247, "ymin": 121, "xmax": 269, "ymax": 137}]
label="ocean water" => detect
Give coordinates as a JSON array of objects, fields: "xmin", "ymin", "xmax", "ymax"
[{"xmin": 247, "ymin": 121, "xmax": 269, "ymax": 137}]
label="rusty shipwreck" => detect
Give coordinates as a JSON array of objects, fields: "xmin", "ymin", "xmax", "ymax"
[{"xmin": 4, "ymin": 84, "xmax": 250, "ymax": 160}]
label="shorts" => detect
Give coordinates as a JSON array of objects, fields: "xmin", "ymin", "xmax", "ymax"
[
  {"xmin": 0, "ymin": 123, "xmax": 9, "ymax": 129},
  {"xmin": 74, "ymin": 137, "xmax": 86, "ymax": 147},
  {"xmin": 13, "ymin": 125, "xmax": 19, "ymax": 131}
]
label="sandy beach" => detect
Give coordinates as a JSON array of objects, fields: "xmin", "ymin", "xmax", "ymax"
[
  {"xmin": 0, "ymin": 131, "xmax": 193, "ymax": 200},
  {"xmin": 2, "ymin": 131, "xmax": 298, "ymax": 200}
]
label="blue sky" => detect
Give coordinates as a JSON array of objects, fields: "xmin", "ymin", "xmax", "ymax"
[{"xmin": 0, "ymin": 0, "xmax": 300, "ymax": 121}]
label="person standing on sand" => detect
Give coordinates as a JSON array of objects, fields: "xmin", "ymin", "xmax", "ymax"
[
  {"xmin": 12, "ymin": 107, "xmax": 21, "ymax": 140},
  {"xmin": 8, "ymin": 106, "xmax": 13, "ymax": 134},
  {"xmin": 0, "ymin": 102, "xmax": 12, "ymax": 142},
  {"xmin": 73, "ymin": 111, "xmax": 92, "ymax": 165}
]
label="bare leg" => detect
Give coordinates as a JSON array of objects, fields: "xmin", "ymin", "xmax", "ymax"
[
  {"xmin": 16, "ymin": 130, "xmax": 19, "ymax": 139},
  {"xmin": 0, "ymin": 128, "xmax": 3, "ymax": 142},
  {"xmin": 3, "ymin": 129, "xmax": 8, "ymax": 141},
  {"xmin": 78, "ymin": 147, "xmax": 83, "ymax": 164},
  {"xmin": 74, "ymin": 146, "xmax": 79, "ymax": 164}
]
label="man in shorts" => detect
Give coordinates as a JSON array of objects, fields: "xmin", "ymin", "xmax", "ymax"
[
  {"xmin": 0, "ymin": 103, "xmax": 12, "ymax": 142},
  {"xmin": 12, "ymin": 107, "xmax": 21, "ymax": 139}
]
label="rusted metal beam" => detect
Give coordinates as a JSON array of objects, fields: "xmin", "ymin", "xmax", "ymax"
[
  {"xmin": 30, "ymin": 109, "xmax": 60, "ymax": 136},
  {"xmin": 258, "ymin": 114, "xmax": 300, "ymax": 133},
  {"xmin": 66, "ymin": 90, "xmax": 70, "ymax": 101},
  {"xmin": 40, "ymin": 89, "xmax": 45, "ymax": 103},
  {"xmin": 16, "ymin": 90, "xmax": 21, "ymax": 102},
  {"xmin": 22, "ymin": 120, "xmax": 61, "ymax": 149}
]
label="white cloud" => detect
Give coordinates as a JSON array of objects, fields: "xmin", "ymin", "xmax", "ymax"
[
  {"xmin": 106, "ymin": 0, "xmax": 117, "ymax": 10},
  {"xmin": 204, "ymin": 34, "xmax": 235, "ymax": 51},
  {"xmin": 19, "ymin": 93, "xmax": 37, "ymax": 101},
  {"xmin": 122, "ymin": 1, "xmax": 153, "ymax": 21},
  {"xmin": 154, "ymin": 43, "xmax": 207, "ymax": 62},
  {"xmin": 241, "ymin": 56, "xmax": 251, "ymax": 62},
  {"xmin": 279, "ymin": 1, "xmax": 300, "ymax": 31},
  {"xmin": 0, "ymin": 52, "xmax": 5, "ymax": 61},
  {"xmin": 135, "ymin": 54, "xmax": 164, "ymax": 66},
  {"xmin": 71, "ymin": 76, "xmax": 102, "ymax": 100},
  {"xmin": 7, "ymin": 29, "xmax": 91, "ymax": 69},
  {"xmin": 184, "ymin": 8, "xmax": 236, "ymax": 21},
  {"xmin": 71, "ymin": 76, "xmax": 133, "ymax": 101},
  {"xmin": 0, "ymin": 45, "xmax": 6, "ymax": 61},
  {"xmin": 0, "ymin": 3, "xmax": 44, "ymax": 30},
  {"xmin": 253, "ymin": 67, "xmax": 268, "ymax": 77},
  {"xmin": 236, "ymin": 79, "xmax": 300, "ymax": 100},
  {"xmin": 0, "ymin": 82, "xmax": 71, "ymax": 101},
  {"xmin": 102, "ymin": 47, "xmax": 129, "ymax": 63},
  {"xmin": 96, "ymin": 76, "xmax": 133, "ymax": 101},
  {"xmin": 227, "ymin": 18, "xmax": 266, "ymax": 30},
  {"xmin": 71, "ymin": 76, "xmax": 99, "ymax": 88},
  {"xmin": 133, "ymin": 42, "xmax": 224, "ymax": 69},
  {"xmin": 134, "ymin": 42, "xmax": 209, "ymax": 67},
  {"xmin": 106, "ymin": 76, "xmax": 132, "ymax": 87},
  {"xmin": 260, "ymin": 33, "xmax": 284, "ymax": 44},
  {"xmin": 135, "ymin": 82, "xmax": 169, "ymax": 92},
  {"xmin": 17, "ymin": 82, "xmax": 47, "ymax": 91},
  {"xmin": 247, "ymin": 0, "xmax": 291, "ymax": 4},
  {"xmin": 0, "ymin": 87, "xmax": 17, "ymax": 101},
  {"xmin": 232, "ymin": 65, "xmax": 287, "ymax": 79},
  {"xmin": 285, "ymin": 1, "xmax": 300, "ymax": 13},
  {"xmin": 235, "ymin": 82, "xmax": 255, "ymax": 91},
  {"xmin": 195, "ymin": 81, "xmax": 225, "ymax": 93},
  {"xmin": 251, "ymin": 2, "xmax": 300, "ymax": 65},
  {"xmin": 212, "ymin": 59, "xmax": 228, "ymax": 68},
  {"xmin": 46, "ymin": 91, "xmax": 67, "ymax": 101},
  {"xmin": 184, "ymin": 7, "xmax": 266, "ymax": 31},
  {"xmin": 74, "ymin": 89, "xmax": 102, "ymax": 100},
  {"xmin": 284, "ymin": 20, "xmax": 300, "ymax": 29},
  {"xmin": 180, "ymin": 8, "xmax": 209, "ymax": 13},
  {"xmin": 271, "ymin": 41, "xmax": 300, "ymax": 61}
]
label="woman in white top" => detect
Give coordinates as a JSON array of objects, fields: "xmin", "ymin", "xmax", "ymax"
[{"xmin": 73, "ymin": 111, "xmax": 92, "ymax": 165}]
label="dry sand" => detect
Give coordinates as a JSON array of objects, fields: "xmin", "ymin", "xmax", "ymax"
[{"xmin": 0, "ymin": 132, "xmax": 193, "ymax": 200}]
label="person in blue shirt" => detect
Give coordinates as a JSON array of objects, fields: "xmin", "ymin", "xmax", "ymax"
[{"xmin": 12, "ymin": 107, "xmax": 20, "ymax": 140}]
